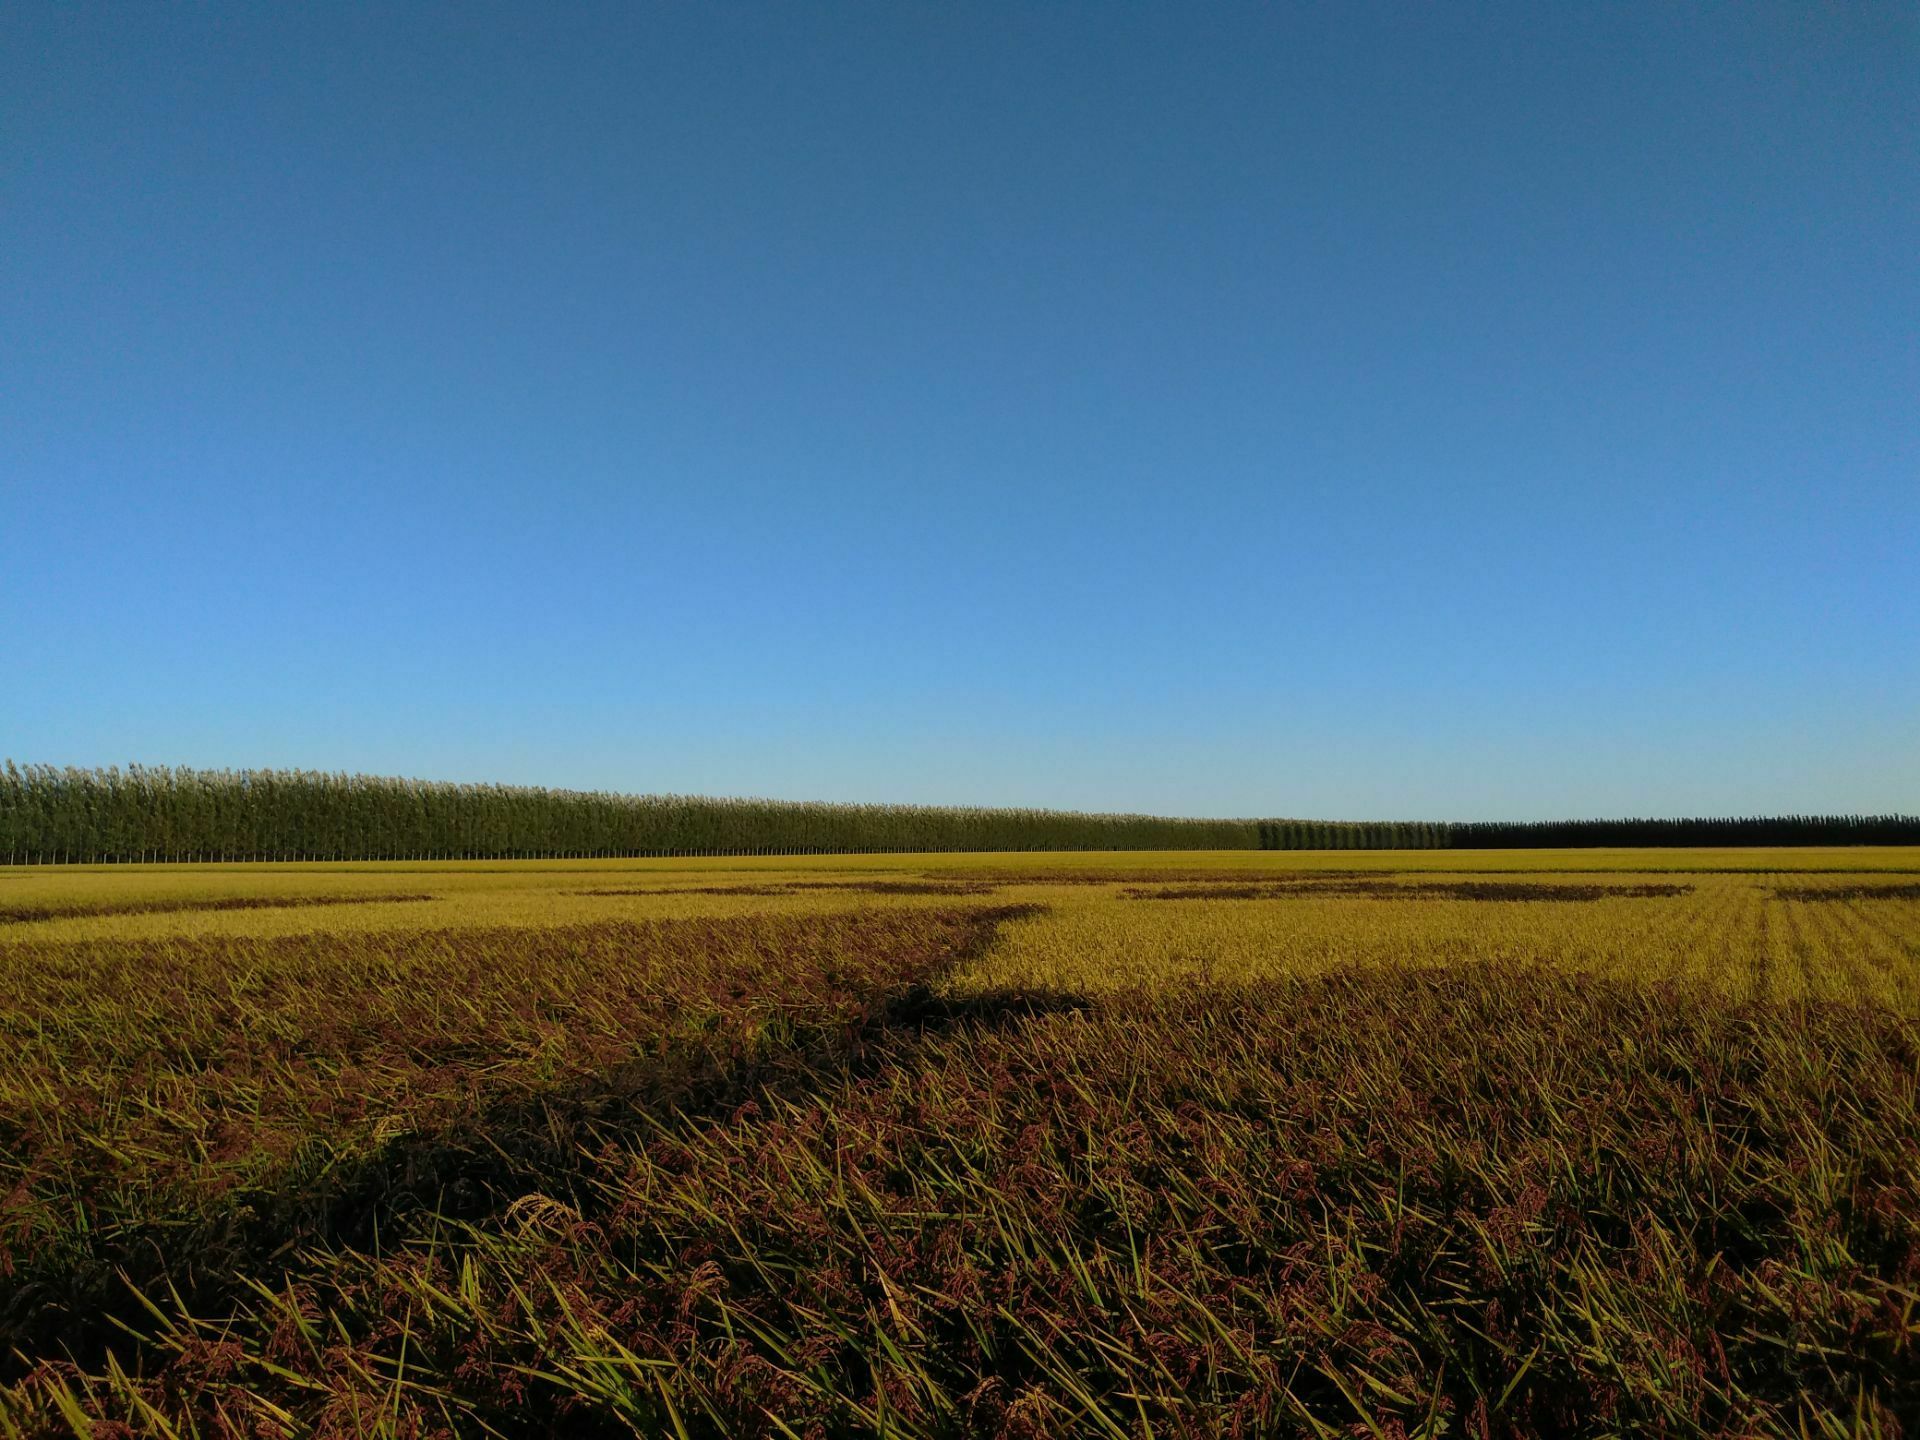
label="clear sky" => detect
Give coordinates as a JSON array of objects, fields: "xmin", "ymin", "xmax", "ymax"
[{"xmin": 4, "ymin": 4, "xmax": 1915, "ymax": 820}]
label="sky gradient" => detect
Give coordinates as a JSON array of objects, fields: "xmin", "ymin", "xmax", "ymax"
[{"xmin": 4, "ymin": 3, "xmax": 1916, "ymax": 820}]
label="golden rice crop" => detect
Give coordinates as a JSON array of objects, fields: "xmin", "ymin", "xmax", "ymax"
[{"xmin": 1, "ymin": 849, "xmax": 1917, "ymax": 1436}]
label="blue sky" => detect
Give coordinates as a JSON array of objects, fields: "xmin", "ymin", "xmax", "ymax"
[{"xmin": 4, "ymin": 3, "xmax": 1915, "ymax": 819}]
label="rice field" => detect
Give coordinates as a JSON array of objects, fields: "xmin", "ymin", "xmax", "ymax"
[{"xmin": 2, "ymin": 849, "xmax": 1918, "ymax": 1437}]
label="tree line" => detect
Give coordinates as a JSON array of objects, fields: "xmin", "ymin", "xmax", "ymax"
[
  {"xmin": 1254, "ymin": 821, "xmax": 1451, "ymax": 849},
  {"xmin": 2, "ymin": 764, "xmax": 1914, "ymax": 863},
  {"xmin": 1444, "ymin": 816, "xmax": 1920, "ymax": 849},
  {"xmin": 0, "ymin": 764, "xmax": 1260, "ymax": 863}
]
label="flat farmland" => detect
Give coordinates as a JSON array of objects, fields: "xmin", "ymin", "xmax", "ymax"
[{"xmin": 3, "ymin": 850, "xmax": 1918, "ymax": 1436}]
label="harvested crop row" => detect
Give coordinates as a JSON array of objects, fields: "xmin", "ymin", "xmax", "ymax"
[
  {"xmin": 1123, "ymin": 879, "xmax": 1697, "ymax": 901},
  {"xmin": 578, "ymin": 879, "xmax": 1002, "ymax": 898},
  {"xmin": 1774, "ymin": 882, "xmax": 1920, "ymax": 902},
  {"xmin": 0, "ymin": 892, "xmax": 437, "ymax": 925}
]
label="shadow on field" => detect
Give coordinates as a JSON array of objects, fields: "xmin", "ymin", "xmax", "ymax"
[{"xmin": 0, "ymin": 902, "xmax": 1079, "ymax": 1378}]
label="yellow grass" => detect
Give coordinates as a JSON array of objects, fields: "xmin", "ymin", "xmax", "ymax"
[{"xmin": 4, "ymin": 848, "xmax": 1916, "ymax": 1009}]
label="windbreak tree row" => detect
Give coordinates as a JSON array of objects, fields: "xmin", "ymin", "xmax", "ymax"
[
  {"xmin": 1255, "ymin": 820, "xmax": 1451, "ymax": 850},
  {"xmin": 0, "ymin": 764, "xmax": 1262, "ymax": 863},
  {"xmin": 1444, "ymin": 815, "xmax": 1920, "ymax": 848},
  {"xmin": 4, "ymin": 764, "xmax": 1915, "ymax": 863},
  {"xmin": 1260, "ymin": 817, "xmax": 1920, "ymax": 848}
]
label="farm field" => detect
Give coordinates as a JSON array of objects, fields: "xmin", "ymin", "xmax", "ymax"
[{"xmin": 2, "ymin": 849, "xmax": 1918, "ymax": 1437}]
